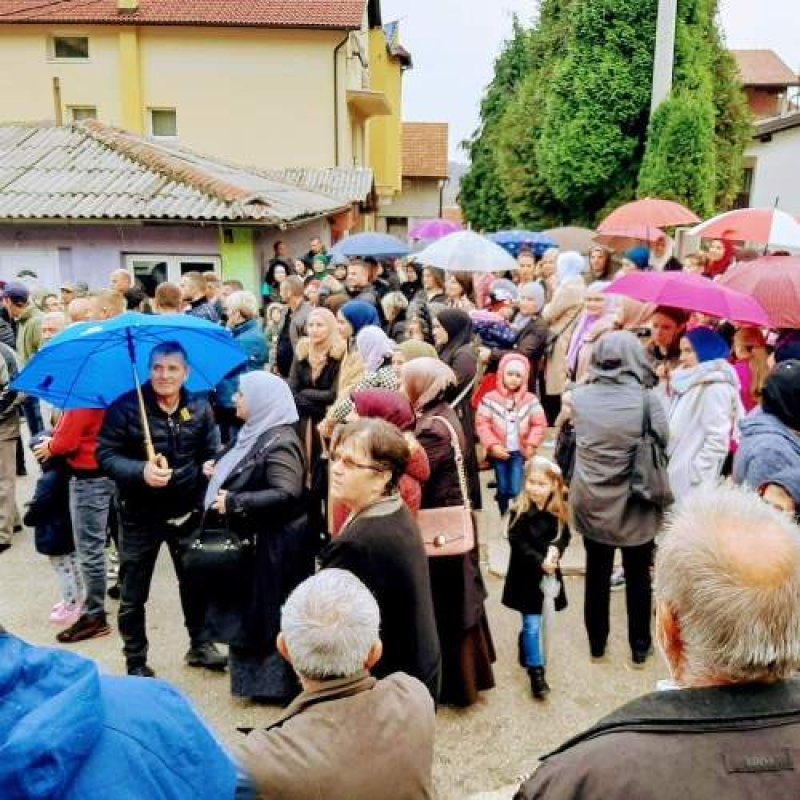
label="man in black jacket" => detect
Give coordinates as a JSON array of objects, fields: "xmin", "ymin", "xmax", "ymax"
[
  {"xmin": 97, "ymin": 341, "xmax": 225, "ymax": 678},
  {"xmin": 515, "ymin": 484, "xmax": 800, "ymax": 799}
]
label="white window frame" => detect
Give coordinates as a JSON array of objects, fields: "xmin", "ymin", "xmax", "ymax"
[
  {"xmin": 124, "ymin": 254, "xmax": 222, "ymax": 286},
  {"xmin": 148, "ymin": 108, "xmax": 178, "ymax": 140},
  {"xmin": 68, "ymin": 106, "xmax": 97, "ymax": 122},
  {"xmin": 48, "ymin": 34, "xmax": 90, "ymax": 62}
]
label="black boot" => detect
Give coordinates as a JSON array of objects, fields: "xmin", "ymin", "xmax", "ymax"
[{"xmin": 528, "ymin": 667, "xmax": 550, "ymax": 700}]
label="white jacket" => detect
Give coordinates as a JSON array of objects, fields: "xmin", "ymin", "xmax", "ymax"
[{"xmin": 667, "ymin": 360, "xmax": 743, "ymax": 500}]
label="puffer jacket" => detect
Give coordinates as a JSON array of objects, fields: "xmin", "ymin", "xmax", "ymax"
[
  {"xmin": 97, "ymin": 384, "xmax": 219, "ymax": 522},
  {"xmin": 215, "ymin": 319, "xmax": 268, "ymax": 408},
  {"xmin": 668, "ymin": 360, "xmax": 743, "ymax": 499},
  {"xmin": 476, "ymin": 353, "xmax": 547, "ymax": 458}
]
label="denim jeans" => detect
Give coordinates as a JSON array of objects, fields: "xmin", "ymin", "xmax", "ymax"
[
  {"xmin": 22, "ymin": 396, "xmax": 43, "ymax": 437},
  {"xmin": 493, "ymin": 451, "xmax": 525, "ymax": 515},
  {"xmin": 69, "ymin": 476, "xmax": 115, "ymax": 619},
  {"xmin": 118, "ymin": 513, "xmax": 209, "ymax": 669},
  {"xmin": 521, "ymin": 613, "xmax": 544, "ymax": 667}
]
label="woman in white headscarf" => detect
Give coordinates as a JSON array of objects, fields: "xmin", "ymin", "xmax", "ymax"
[
  {"xmin": 541, "ymin": 251, "xmax": 586, "ymax": 423},
  {"xmin": 203, "ymin": 371, "xmax": 314, "ymax": 703}
]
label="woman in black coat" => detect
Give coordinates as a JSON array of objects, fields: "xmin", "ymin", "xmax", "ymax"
[
  {"xmin": 204, "ymin": 372, "xmax": 313, "ymax": 703},
  {"xmin": 320, "ymin": 419, "xmax": 441, "ymax": 699},
  {"xmin": 433, "ymin": 308, "xmax": 482, "ymax": 510},
  {"xmin": 403, "ymin": 358, "xmax": 496, "ymax": 707}
]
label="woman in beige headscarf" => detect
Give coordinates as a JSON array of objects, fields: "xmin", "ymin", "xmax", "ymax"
[{"xmin": 401, "ymin": 358, "xmax": 496, "ymax": 708}]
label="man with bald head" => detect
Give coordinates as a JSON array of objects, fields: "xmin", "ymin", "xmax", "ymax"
[
  {"xmin": 516, "ymin": 484, "xmax": 800, "ymax": 799},
  {"xmin": 110, "ymin": 269, "xmax": 133, "ymax": 295}
]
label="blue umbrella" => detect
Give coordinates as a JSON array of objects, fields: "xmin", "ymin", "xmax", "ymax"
[
  {"xmin": 489, "ymin": 230, "xmax": 556, "ymax": 258},
  {"xmin": 14, "ymin": 312, "xmax": 247, "ymax": 461},
  {"xmin": 330, "ymin": 232, "xmax": 410, "ymax": 259}
]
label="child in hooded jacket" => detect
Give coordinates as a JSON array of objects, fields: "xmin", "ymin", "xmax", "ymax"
[{"xmin": 476, "ymin": 353, "xmax": 548, "ymax": 515}]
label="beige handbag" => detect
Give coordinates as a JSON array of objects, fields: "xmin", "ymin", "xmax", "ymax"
[{"xmin": 417, "ymin": 415, "xmax": 476, "ymax": 557}]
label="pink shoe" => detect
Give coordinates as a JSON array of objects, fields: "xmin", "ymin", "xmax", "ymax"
[{"xmin": 51, "ymin": 603, "xmax": 82, "ymax": 627}]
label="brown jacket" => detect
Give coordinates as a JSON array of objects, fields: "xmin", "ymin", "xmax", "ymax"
[
  {"xmin": 542, "ymin": 279, "xmax": 584, "ymax": 395},
  {"xmin": 516, "ymin": 680, "xmax": 800, "ymax": 800},
  {"xmin": 240, "ymin": 671, "xmax": 435, "ymax": 800}
]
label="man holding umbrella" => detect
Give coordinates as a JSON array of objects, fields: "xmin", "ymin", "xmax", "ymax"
[{"xmin": 97, "ymin": 341, "xmax": 225, "ymax": 677}]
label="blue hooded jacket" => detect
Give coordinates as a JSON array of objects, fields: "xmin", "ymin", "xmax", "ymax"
[{"xmin": 0, "ymin": 634, "xmax": 238, "ymax": 799}]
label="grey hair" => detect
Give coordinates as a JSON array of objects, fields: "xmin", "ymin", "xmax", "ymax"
[
  {"xmin": 656, "ymin": 483, "xmax": 800, "ymax": 684},
  {"xmin": 225, "ymin": 290, "xmax": 259, "ymax": 320},
  {"xmin": 281, "ymin": 569, "xmax": 380, "ymax": 680},
  {"xmin": 381, "ymin": 291, "xmax": 408, "ymax": 318}
]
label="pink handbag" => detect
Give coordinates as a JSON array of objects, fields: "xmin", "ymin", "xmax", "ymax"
[{"xmin": 417, "ymin": 416, "xmax": 476, "ymax": 557}]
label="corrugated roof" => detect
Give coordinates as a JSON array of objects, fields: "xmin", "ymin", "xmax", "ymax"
[
  {"xmin": 262, "ymin": 166, "xmax": 374, "ymax": 204},
  {"xmin": 402, "ymin": 122, "xmax": 449, "ymax": 179},
  {"xmin": 0, "ymin": 0, "xmax": 366, "ymax": 29},
  {"xmin": 732, "ymin": 50, "xmax": 800, "ymax": 87},
  {"xmin": 0, "ymin": 121, "xmax": 349, "ymax": 224}
]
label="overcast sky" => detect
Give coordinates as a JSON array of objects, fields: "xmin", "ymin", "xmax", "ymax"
[{"xmin": 381, "ymin": 0, "xmax": 800, "ymax": 160}]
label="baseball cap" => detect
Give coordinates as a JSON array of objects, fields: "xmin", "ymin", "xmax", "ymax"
[{"xmin": 2, "ymin": 281, "xmax": 30, "ymax": 304}]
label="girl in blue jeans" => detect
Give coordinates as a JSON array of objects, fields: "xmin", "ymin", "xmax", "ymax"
[{"xmin": 502, "ymin": 457, "xmax": 570, "ymax": 699}]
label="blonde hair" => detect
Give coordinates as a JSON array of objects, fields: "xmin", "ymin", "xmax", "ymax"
[
  {"xmin": 734, "ymin": 327, "xmax": 769, "ymax": 404},
  {"xmin": 512, "ymin": 456, "xmax": 569, "ymax": 525}
]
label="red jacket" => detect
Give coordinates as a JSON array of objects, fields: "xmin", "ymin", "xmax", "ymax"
[{"xmin": 49, "ymin": 409, "xmax": 106, "ymax": 472}]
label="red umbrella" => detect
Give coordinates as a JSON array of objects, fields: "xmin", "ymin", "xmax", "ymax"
[
  {"xmin": 718, "ymin": 256, "xmax": 800, "ymax": 328},
  {"xmin": 605, "ymin": 271, "xmax": 771, "ymax": 327},
  {"xmin": 594, "ymin": 225, "xmax": 665, "ymax": 251},
  {"xmin": 597, "ymin": 197, "xmax": 700, "ymax": 233},
  {"xmin": 688, "ymin": 208, "xmax": 800, "ymax": 249}
]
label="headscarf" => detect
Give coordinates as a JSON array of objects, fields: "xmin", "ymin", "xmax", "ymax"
[
  {"xmin": 398, "ymin": 339, "xmax": 437, "ymax": 362},
  {"xmin": 587, "ymin": 330, "xmax": 657, "ymax": 387},
  {"xmin": 513, "ymin": 281, "xmax": 545, "ymax": 332},
  {"xmin": 624, "ymin": 246, "xmax": 651, "ymax": 271},
  {"xmin": 352, "ymin": 389, "xmax": 415, "ymax": 431},
  {"xmin": 566, "ymin": 281, "xmax": 613, "ymax": 372},
  {"xmin": 341, "ymin": 300, "xmax": 380, "ymax": 338},
  {"xmin": 356, "ymin": 325, "xmax": 395, "ymax": 372},
  {"xmin": 436, "ymin": 308, "xmax": 473, "ymax": 365},
  {"xmin": 762, "ymin": 360, "xmax": 800, "ymax": 431},
  {"xmin": 650, "ymin": 236, "xmax": 675, "ymax": 271},
  {"xmin": 706, "ymin": 240, "xmax": 736, "ymax": 278},
  {"xmin": 401, "ymin": 357, "xmax": 457, "ymax": 411},
  {"xmin": 685, "ymin": 326, "xmax": 730, "ymax": 363},
  {"xmin": 204, "ymin": 371, "xmax": 298, "ymax": 508},
  {"xmin": 556, "ymin": 251, "xmax": 586, "ymax": 286}
]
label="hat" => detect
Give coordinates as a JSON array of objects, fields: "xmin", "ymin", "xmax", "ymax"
[
  {"xmin": 518, "ymin": 281, "xmax": 545, "ymax": 309},
  {"xmin": 60, "ymin": 282, "xmax": 76, "ymax": 293},
  {"xmin": 624, "ymin": 246, "xmax": 651, "ymax": 271},
  {"xmin": 2, "ymin": 281, "xmax": 29, "ymax": 304},
  {"xmin": 685, "ymin": 326, "xmax": 730, "ymax": 363},
  {"xmin": 489, "ymin": 278, "xmax": 518, "ymax": 304}
]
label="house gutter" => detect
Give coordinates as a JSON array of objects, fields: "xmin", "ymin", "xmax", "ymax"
[{"xmin": 333, "ymin": 31, "xmax": 350, "ymax": 167}]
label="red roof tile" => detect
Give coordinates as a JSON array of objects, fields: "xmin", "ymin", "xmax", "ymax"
[
  {"xmin": 0, "ymin": 0, "xmax": 366, "ymax": 29},
  {"xmin": 731, "ymin": 50, "xmax": 799, "ymax": 87},
  {"xmin": 402, "ymin": 122, "xmax": 448, "ymax": 179}
]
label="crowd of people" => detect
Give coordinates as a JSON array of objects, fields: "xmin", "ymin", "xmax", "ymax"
[{"xmin": 2, "ymin": 229, "xmax": 800, "ymax": 799}]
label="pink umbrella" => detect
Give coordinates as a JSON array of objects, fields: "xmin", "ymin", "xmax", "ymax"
[
  {"xmin": 408, "ymin": 219, "xmax": 463, "ymax": 242},
  {"xmin": 598, "ymin": 198, "xmax": 700, "ymax": 231},
  {"xmin": 605, "ymin": 271, "xmax": 771, "ymax": 327},
  {"xmin": 688, "ymin": 208, "xmax": 800, "ymax": 249},
  {"xmin": 594, "ymin": 225, "xmax": 665, "ymax": 251}
]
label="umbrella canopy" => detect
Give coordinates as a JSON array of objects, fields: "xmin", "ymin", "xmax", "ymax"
[
  {"xmin": 329, "ymin": 232, "xmax": 410, "ymax": 259},
  {"xmin": 13, "ymin": 312, "xmax": 247, "ymax": 410},
  {"xmin": 542, "ymin": 226, "xmax": 597, "ymax": 254},
  {"xmin": 594, "ymin": 225, "xmax": 666, "ymax": 250},
  {"xmin": 718, "ymin": 256, "xmax": 800, "ymax": 328},
  {"xmin": 605, "ymin": 271, "xmax": 771, "ymax": 327},
  {"xmin": 412, "ymin": 231, "xmax": 518, "ymax": 274},
  {"xmin": 408, "ymin": 219, "xmax": 463, "ymax": 242},
  {"xmin": 597, "ymin": 197, "xmax": 700, "ymax": 232},
  {"xmin": 688, "ymin": 208, "xmax": 800, "ymax": 250},
  {"xmin": 488, "ymin": 230, "xmax": 556, "ymax": 258}
]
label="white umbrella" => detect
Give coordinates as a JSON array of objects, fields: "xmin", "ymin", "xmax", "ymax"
[
  {"xmin": 540, "ymin": 574, "xmax": 560, "ymax": 662},
  {"xmin": 687, "ymin": 207, "xmax": 800, "ymax": 250},
  {"xmin": 411, "ymin": 231, "xmax": 518, "ymax": 273}
]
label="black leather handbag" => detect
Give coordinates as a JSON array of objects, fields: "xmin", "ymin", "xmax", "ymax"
[
  {"xmin": 630, "ymin": 390, "xmax": 673, "ymax": 508},
  {"xmin": 181, "ymin": 511, "xmax": 249, "ymax": 585}
]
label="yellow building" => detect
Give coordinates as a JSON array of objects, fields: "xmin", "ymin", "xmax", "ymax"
[{"xmin": 0, "ymin": 0, "xmax": 401, "ymax": 181}]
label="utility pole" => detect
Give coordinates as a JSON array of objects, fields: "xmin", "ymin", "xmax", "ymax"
[{"xmin": 650, "ymin": 0, "xmax": 678, "ymax": 117}]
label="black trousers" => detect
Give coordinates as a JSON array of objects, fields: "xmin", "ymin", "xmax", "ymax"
[
  {"xmin": 583, "ymin": 537, "xmax": 654, "ymax": 657},
  {"xmin": 118, "ymin": 514, "xmax": 208, "ymax": 668}
]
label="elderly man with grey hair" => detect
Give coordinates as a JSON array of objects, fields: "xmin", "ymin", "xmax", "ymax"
[
  {"xmin": 239, "ymin": 569, "xmax": 435, "ymax": 800},
  {"xmin": 516, "ymin": 484, "xmax": 800, "ymax": 800}
]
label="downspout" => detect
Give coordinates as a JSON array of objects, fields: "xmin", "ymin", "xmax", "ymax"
[
  {"xmin": 439, "ymin": 178, "xmax": 447, "ymax": 218},
  {"xmin": 333, "ymin": 32, "xmax": 350, "ymax": 167}
]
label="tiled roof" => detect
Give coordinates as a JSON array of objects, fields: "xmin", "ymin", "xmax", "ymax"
[
  {"xmin": 755, "ymin": 110, "xmax": 800, "ymax": 138},
  {"xmin": 732, "ymin": 50, "xmax": 800, "ymax": 87},
  {"xmin": 0, "ymin": 0, "xmax": 366, "ymax": 29},
  {"xmin": 0, "ymin": 121, "xmax": 349, "ymax": 224},
  {"xmin": 402, "ymin": 123, "xmax": 449, "ymax": 179},
  {"xmin": 261, "ymin": 166, "xmax": 374, "ymax": 204}
]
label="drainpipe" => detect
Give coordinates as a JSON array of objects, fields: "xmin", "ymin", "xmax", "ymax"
[
  {"xmin": 439, "ymin": 178, "xmax": 447, "ymax": 218},
  {"xmin": 332, "ymin": 32, "xmax": 350, "ymax": 167}
]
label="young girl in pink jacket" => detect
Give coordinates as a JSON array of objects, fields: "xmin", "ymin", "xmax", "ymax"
[{"xmin": 476, "ymin": 353, "xmax": 548, "ymax": 515}]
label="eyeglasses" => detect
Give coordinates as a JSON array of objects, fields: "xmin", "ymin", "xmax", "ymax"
[{"xmin": 331, "ymin": 453, "xmax": 384, "ymax": 473}]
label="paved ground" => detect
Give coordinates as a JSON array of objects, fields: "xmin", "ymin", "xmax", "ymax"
[{"xmin": 2, "ymin": 456, "xmax": 667, "ymax": 799}]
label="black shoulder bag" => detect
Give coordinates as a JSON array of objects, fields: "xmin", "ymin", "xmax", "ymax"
[{"xmin": 630, "ymin": 390, "xmax": 673, "ymax": 508}]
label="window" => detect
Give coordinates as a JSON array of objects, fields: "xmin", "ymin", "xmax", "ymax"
[
  {"xmin": 50, "ymin": 36, "xmax": 89, "ymax": 60},
  {"xmin": 149, "ymin": 109, "xmax": 177, "ymax": 138},
  {"xmin": 69, "ymin": 106, "xmax": 97, "ymax": 122},
  {"xmin": 124, "ymin": 254, "xmax": 221, "ymax": 297}
]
